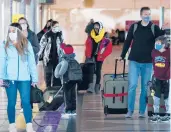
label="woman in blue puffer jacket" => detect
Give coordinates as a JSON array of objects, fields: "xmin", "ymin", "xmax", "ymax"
[{"xmin": 0, "ymin": 23, "xmax": 38, "ymax": 132}]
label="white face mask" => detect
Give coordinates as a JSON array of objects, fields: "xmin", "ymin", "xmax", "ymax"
[
  {"xmin": 52, "ymin": 27, "xmax": 60, "ymax": 33},
  {"xmin": 9, "ymin": 32, "xmax": 17, "ymax": 41},
  {"xmin": 21, "ymin": 24, "xmax": 27, "ymax": 30}
]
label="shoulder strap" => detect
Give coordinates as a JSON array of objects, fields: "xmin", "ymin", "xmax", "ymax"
[
  {"xmin": 151, "ymin": 24, "xmax": 155, "ymax": 36},
  {"xmin": 133, "ymin": 23, "xmax": 138, "ymax": 36}
]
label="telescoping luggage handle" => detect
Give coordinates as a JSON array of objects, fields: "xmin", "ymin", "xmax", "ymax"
[
  {"xmin": 53, "ymin": 85, "xmax": 64, "ymax": 99},
  {"xmin": 114, "ymin": 59, "xmax": 126, "ymax": 78}
]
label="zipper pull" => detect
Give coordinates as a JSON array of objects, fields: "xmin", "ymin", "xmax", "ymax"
[{"xmin": 100, "ymin": 47, "xmax": 105, "ymax": 54}]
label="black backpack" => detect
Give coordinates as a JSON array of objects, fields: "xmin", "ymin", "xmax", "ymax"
[
  {"xmin": 63, "ymin": 59, "xmax": 82, "ymax": 83},
  {"xmin": 133, "ymin": 23, "xmax": 155, "ymax": 36}
]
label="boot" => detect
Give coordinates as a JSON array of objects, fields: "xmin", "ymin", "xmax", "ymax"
[
  {"xmin": 87, "ymin": 83, "xmax": 94, "ymax": 93},
  {"xmin": 9, "ymin": 123, "xmax": 17, "ymax": 132},
  {"xmin": 95, "ymin": 84, "xmax": 101, "ymax": 94},
  {"xmin": 26, "ymin": 123, "xmax": 35, "ymax": 132}
]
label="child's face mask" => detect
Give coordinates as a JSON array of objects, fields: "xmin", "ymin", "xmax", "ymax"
[{"xmin": 155, "ymin": 41, "xmax": 163, "ymax": 51}]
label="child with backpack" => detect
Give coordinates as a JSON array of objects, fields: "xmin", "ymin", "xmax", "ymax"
[
  {"xmin": 54, "ymin": 44, "xmax": 82, "ymax": 115},
  {"xmin": 150, "ymin": 35, "xmax": 170, "ymax": 122}
]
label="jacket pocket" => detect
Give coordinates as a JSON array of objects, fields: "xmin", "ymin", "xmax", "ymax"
[{"xmin": 6, "ymin": 59, "xmax": 17, "ymax": 78}]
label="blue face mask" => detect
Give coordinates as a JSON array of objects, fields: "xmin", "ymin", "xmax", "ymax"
[
  {"xmin": 155, "ymin": 43, "xmax": 163, "ymax": 51},
  {"xmin": 142, "ymin": 16, "xmax": 151, "ymax": 23}
]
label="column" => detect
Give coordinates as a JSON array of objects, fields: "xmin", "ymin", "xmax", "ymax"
[
  {"xmin": 9, "ymin": 0, "xmax": 13, "ymax": 22},
  {"xmin": 42, "ymin": 5, "xmax": 48, "ymax": 28},
  {"xmin": 19, "ymin": 0, "xmax": 26, "ymax": 15},
  {"xmin": 26, "ymin": 0, "xmax": 36, "ymax": 32},
  {"xmin": 2, "ymin": 0, "xmax": 12, "ymax": 39},
  {"xmin": 159, "ymin": 6, "xmax": 164, "ymax": 28},
  {"xmin": 47, "ymin": 6, "xmax": 51, "ymax": 20},
  {"xmin": 36, "ymin": 0, "xmax": 41, "ymax": 33},
  {"xmin": 0, "ymin": 0, "xmax": 2, "ymax": 41},
  {"xmin": 29, "ymin": 0, "xmax": 36, "ymax": 31}
]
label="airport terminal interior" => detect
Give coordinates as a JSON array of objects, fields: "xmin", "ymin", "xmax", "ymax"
[{"xmin": 0, "ymin": 0, "xmax": 171, "ymax": 132}]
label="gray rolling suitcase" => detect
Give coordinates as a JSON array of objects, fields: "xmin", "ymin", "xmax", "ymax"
[{"xmin": 102, "ymin": 59, "xmax": 128, "ymax": 116}]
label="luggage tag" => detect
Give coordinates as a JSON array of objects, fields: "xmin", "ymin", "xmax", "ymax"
[{"xmin": 47, "ymin": 96, "xmax": 53, "ymax": 103}]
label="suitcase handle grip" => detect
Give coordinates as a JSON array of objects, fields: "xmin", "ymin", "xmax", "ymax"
[{"xmin": 114, "ymin": 59, "xmax": 126, "ymax": 78}]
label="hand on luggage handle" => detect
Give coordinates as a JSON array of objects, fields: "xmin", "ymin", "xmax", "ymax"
[{"xmin": 114, "ymin": 59, "xmax": 126, "ymax": 78}]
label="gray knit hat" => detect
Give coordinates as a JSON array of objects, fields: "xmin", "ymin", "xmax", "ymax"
[{"xmin": 155, "ymin": 35, "xmax": 170, "ymax": 48}]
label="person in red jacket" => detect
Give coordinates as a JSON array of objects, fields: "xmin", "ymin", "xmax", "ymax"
[
  {"xmin": 85, "ymin": 22, "xmax": 112, "ymax": 94},
  {"xmin": 150, "ymin": 35, "xmax": 170, "ymax": 122}
]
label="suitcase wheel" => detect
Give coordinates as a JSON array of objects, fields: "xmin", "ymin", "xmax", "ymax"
[
  {"xmin": 148, "ymin": 111, "xmax": 153, "ymax": 117},
  {"xmin": 104, "ymin": 105, "xmax": 108, "ymax": 116}
]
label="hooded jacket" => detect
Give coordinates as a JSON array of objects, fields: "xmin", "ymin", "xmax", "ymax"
[
  {"xmin": 85, "ymin": 22, "xmax": 112, "ymax": 61},
  {"xmin": 54, "ymin": 53, "xmax": 75, "ymax": 84},
  {"xmin": 0, "ymin": 41, "xmax": 38, "ymax": 83}
]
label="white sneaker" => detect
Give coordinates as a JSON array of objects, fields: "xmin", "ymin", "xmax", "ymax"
[
  {"xmin": 26, "ymin": 123, "xmax": 35, "ymax": 132},
  {"xmin": 139, "ymin": 113, "xmax": 146, "ymax": 118},
  {"xmin": 9, "ymin": 123, "xmax": 17, "ymax": 132},
  {"xmin": 20, "ymin": 108, "xmax": 23, "ymax": 113},
  {"xmin": 125, "ymin": 111, "xmax": 133, "ymax": 118}
]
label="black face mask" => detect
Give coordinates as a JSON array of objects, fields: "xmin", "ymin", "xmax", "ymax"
[{"xmin": 94, "ymin": 28, "xmax": 99, "ymax": 35}]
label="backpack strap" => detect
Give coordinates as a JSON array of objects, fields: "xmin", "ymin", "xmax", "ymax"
[
  {"xmin": 133, "ymin": 23, "xmax": 138, "ymax": 36},
  {"xmin": 151, "ymin": 24, "xmax": 155, "ymax": 37}
]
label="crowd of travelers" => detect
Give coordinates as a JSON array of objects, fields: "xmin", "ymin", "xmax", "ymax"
[{"xmin": 0, "ymin": 6, "xmax": 170, "ymax": 132}]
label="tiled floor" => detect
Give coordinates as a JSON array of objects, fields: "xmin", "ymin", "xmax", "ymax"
[{"xmin": 0, "ymin": 45, "xmax": 170, "ymax": 132}]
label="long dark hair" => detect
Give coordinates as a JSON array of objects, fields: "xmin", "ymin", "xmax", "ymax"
[
  {"xmin": 51, "ymin": 21, "xmax": 59, "ymax": 27},
  {"xmin": 44, "ymin": 19, "xmax": 53, "ymax": 29}
]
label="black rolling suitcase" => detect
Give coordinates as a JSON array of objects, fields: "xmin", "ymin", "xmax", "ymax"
[
  {"xmin": 39, "ymin": 86, "xmax": 64, "ymax": 111},
  {"xmin": 77, "ymin": 63, "xmax": 95, "ymax": 91}
]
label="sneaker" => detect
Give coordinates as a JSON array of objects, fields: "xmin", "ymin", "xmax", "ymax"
[
  {"xmin": 160, "ymin": 115, "xmax": 170, "ymax": 122},
  {"xmin": 125, "ymin": 111, "xmax": 133, "ymax": 118},
  {"xmin": 26, "ymin": 123, "xmax": 35, "ymax": 132},
  {"xmin": 20, "ymin": 108, "xmax": 23, "ymax": 113},
  {"xmin": 9, "ymin": 123, "xmax": 17, "ymax": 132},
  {"xmin": 139, "ymin": 113, "xmax": 146, "ymax": 118},
  {"xmin": 150, "ymin": 114, "xmax": 159, "ymax": 122},
  {"xmin": 71, "ymin": 110, "xmax": 77, "ymax": 115}
]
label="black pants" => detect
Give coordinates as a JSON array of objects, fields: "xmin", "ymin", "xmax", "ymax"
[
  {"xmin": 154, "ymin": 78, "xmax": 170, "ymax": 99},
  {"xmin": 89, "ymin": 60, "xmax": 103, "ymax": 84},
  {"xmin": 44, "ymin": 60, "xmax": 61, "ymax": 87},
  {"xmin": 63, "ymin": 81, "xmax": 77, "ymax": 111}
]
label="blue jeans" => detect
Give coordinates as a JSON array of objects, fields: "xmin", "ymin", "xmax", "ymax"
[
  {"xmin": 128, "ymin": 61, "xmax": 152, "ymax": 114},
  {"xmin": 5, "ymin": 81, "xmax": 32, "ymax": 123}
]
